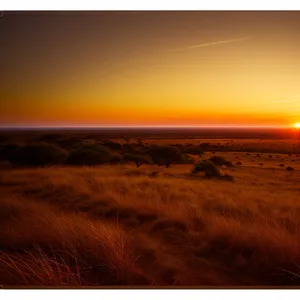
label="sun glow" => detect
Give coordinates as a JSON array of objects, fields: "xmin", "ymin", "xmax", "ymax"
[{"xmin": 294, "ymin": 123, "xmax": 300, "ymax": 128}]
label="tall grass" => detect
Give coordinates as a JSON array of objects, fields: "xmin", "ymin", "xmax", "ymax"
[{"xmin": 1, "ymin": 165, "xmax": 300, "ymax": 286}]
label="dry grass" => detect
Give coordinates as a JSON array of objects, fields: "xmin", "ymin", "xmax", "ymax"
[{"xmin": 1, "ymin": 160, "xmax": 300, "ymax": 287}]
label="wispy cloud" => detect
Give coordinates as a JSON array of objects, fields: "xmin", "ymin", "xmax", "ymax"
[
  {"xmin": 267, "ymin": 99, "xmax": 300, "ymax": 104},
  {"xmin": 172, "ymin": 36, "xmax": 253, "ymax": 51}
]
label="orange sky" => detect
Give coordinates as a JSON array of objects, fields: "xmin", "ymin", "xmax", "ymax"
[{"xmin": 1, "ymin": 11, "xmax": 300, "ymax": 127}]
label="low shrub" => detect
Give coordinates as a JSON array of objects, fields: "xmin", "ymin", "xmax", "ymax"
[
  {"xmin": 65, "ymin": 146, "xmax": 112, "ymax": 166},
  {"xmin": 101, "ymin": 140, "xmax": 122, "ymax": 151},
  {"xmin": 122, "ymin": 153, "xmax": 153, "ymax": 168},
  {"xmin": 191, "ymin": 160, "xmax": 221, "ymax": 178},
  {"xmin": 8, "ymin": 142, "xmax": 67, "ymax": 167},
  {"xmin": 147, "ymin": 145, "xmax": 188, "ymax": 168},
  {"xmin": 208, "ymin": 155, "xmax": 232, "ymax": 167}
]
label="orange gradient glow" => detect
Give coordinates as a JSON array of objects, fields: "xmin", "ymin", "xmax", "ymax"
[{"xmin": 1, "ymin": 12, "xmax": 300, "ymax": 127}]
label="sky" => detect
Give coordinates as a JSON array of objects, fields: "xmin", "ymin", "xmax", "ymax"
[{"xmin": 1, "ymin": 11, "xmax": 300, "ymax": 128}]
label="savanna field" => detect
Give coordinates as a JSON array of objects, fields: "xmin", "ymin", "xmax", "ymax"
[{"xmin": 1, "ymin": 130, "xmax": 300, "ymax": 287}]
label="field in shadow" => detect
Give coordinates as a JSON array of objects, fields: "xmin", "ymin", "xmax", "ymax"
[{"xmin": 0, "ymin": 130, "xmax": 300, "ymax": 287}]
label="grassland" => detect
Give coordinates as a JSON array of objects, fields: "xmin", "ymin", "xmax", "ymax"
[{"xmin": 1, "ymin": 131, "xmax": 300, "ymax": 287}]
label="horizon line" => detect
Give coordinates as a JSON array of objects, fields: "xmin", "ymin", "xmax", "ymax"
[{"xmin": 0, "ymin": 125, "xmax": 292, "ymax": 130}]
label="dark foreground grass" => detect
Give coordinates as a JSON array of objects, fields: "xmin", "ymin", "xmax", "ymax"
[{"xmin": 1, "ymin": 166, "xmax": 300, "ymax": 287}]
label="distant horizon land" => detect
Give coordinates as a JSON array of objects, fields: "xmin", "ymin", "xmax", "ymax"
[{"xmin": 0, "ymin": 125, "xmax": 293, "ymax": 130}]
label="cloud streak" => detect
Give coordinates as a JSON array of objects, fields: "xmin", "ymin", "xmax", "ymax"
[
  {"xmin": 267, "ymin": 99, "xmax": 300, "ymax": 104},
  {"xmin": 172, "ymin": 36, "xmax": 253, "ymax": 51}
]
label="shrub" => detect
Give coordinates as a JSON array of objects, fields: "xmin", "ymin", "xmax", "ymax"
[
  {"xmin": 122, "ymin": 143, "xmax": 136, "ymax": 154},
  {"xmin": 191, "ymin": 160, "xmax": 221, "ymax": 178},
  {"xmin": 149, "ymin": 171, "xmax": 158, "ymax": 178},
  {"xmin": 286, "ymin": 166, "xmax": 294, "ymax": 171},
  {"xmin": 110, "ymin": 154, "xmax": 122, "ymax": 164},
  {"xmin": 0, "ymin": 143, "xmax": 23, "ymax": 161},
  {"xmin": 35, "ymin": 133, "xmax": 62, "ymax": 143},
  {"xmin": 208, "ymin": 155, "xmax": 232, "ymax": 167},
  {"xmin": 8, "ymin": 142, "xmax": 67, "ymax": 167},
  {"xmin": 101, "ymin": 140, "xmax": 122, "ymax": 151},
  {"xmin": 236, "ymin": 162, "xmax": 242, "ymax": 165},
  {"xmin": 81, "ymin": 144, "xmax": 111, "ymax": 154},
  {"xmin": 137, "ymin": 138, "xmax": 144, "ymax": 147},
  {"xmin": 170, "ymin": 144, "xmax": 185, "ymax": 151},
  {"xmin": 0, "ymin": 134, "xmax": 9, "ymax": 143},
  {"xmin": 147, "ymin": 145, "xmax": 187, "ymax": 168},
  {"xmin": 269, "ymin": 155, "xmax": 272, "ymax": 158},
  {"xmin": 122, "ymin": 153, "xmax": 153, "ymax": 168},
  {"xmin": 56, "ymin": 137, "xmax": 83, "ymax": 150},
  {"xmin": 279, "ymin": 164, "xmax": 285, "ymax": 167},
  {"xmin": 124, "ymin": 137, "xmax": 130, "ymax": 143},
  {"xmin": 65, "ymin": 146, "xmax": 112, "ymax": 166}
]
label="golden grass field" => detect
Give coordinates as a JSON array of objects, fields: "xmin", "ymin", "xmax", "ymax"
[{"xmin": 1, "ymin": 141, "xmax": 300, "ymax": 287}]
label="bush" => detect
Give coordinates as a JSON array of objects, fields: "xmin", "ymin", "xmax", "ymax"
[
  {"xmin": 137, "ymin": 138, "xmax": 144, "ymax": 146},
  {"xmin": 191, "ymin": 160, "xmax": 221, "ymax": 178},
  {"xmin": 122, "ymin": 143, "xmax": 136, "ymax": 154},
  {"xmin": 279, "ymin": 164, "xmax": 285, "ymax": 167},
  {"xmin": 35, "ymin": 133, "xmax": 62, "ymax": 143},
  {"xmin": 81, "ymin": 144, "xmax": 111, "ymax": 154},
  {"xmin": 109, "ymin": 154, "xmax": 122, "ymax": 164},
  {"xmin": 122, "ymin": 153, "xmax": 153, "ymax": 168},
  {"xmin": 286, "ymin": 166, "xmax": 294, "ymax": 171},
  {"xmin": 208, "ymin": 155, "xmax": 232, "ymax": 167},
  {"xmin": 65, "ymin": 146, "xmax": 112, "ymax": 166},
  {"xmin": 101, "ymin": 140, "xmax": 122, "ymax": 151},
  {"xmin": 0, "ymin": 143, "xmax": 23, "ymax": 161},
  {"xmin": 147, "ymin": 145, "xmax": 187, "ymax": 168},
  {"xmin": 236, "ymin": 162, "xmax": 242, "ymax": 165},
  {"xmin": 8, "ymin": 142, "xmax": 67, "ymax": 167},
  {"xmin": 56, "ymin": 137, "xmax": 83, "ymax": 150},
  {"xmin": 0, "ymin": 134, "xmax": 9, "ymax": 143}
]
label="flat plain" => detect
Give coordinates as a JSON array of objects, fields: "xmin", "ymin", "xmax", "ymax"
[{"xmin": 1, "ymin": 129, "xmax": 300, "ymax": 287}]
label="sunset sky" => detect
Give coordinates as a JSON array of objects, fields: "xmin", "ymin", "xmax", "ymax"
[{"xmin": 1, "ymin": 11, "xmax": 300, "ymax": 127}]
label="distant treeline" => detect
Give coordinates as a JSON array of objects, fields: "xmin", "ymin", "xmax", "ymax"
[
  {"xmin": 0, "ymin": 134, "xmax": 199, "ymax": 168},
  {"xmin": 0, "ymin": 131, "xmax": 299, "ymax": 168},
  {"xmin": 0, "ymin": 127, "xmax": 297, "ymax": 140}
]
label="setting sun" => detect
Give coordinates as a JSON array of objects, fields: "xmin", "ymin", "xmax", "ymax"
[{"xmin": 294, "ymin": 123, "xmax": 300, "ymax": 128}]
